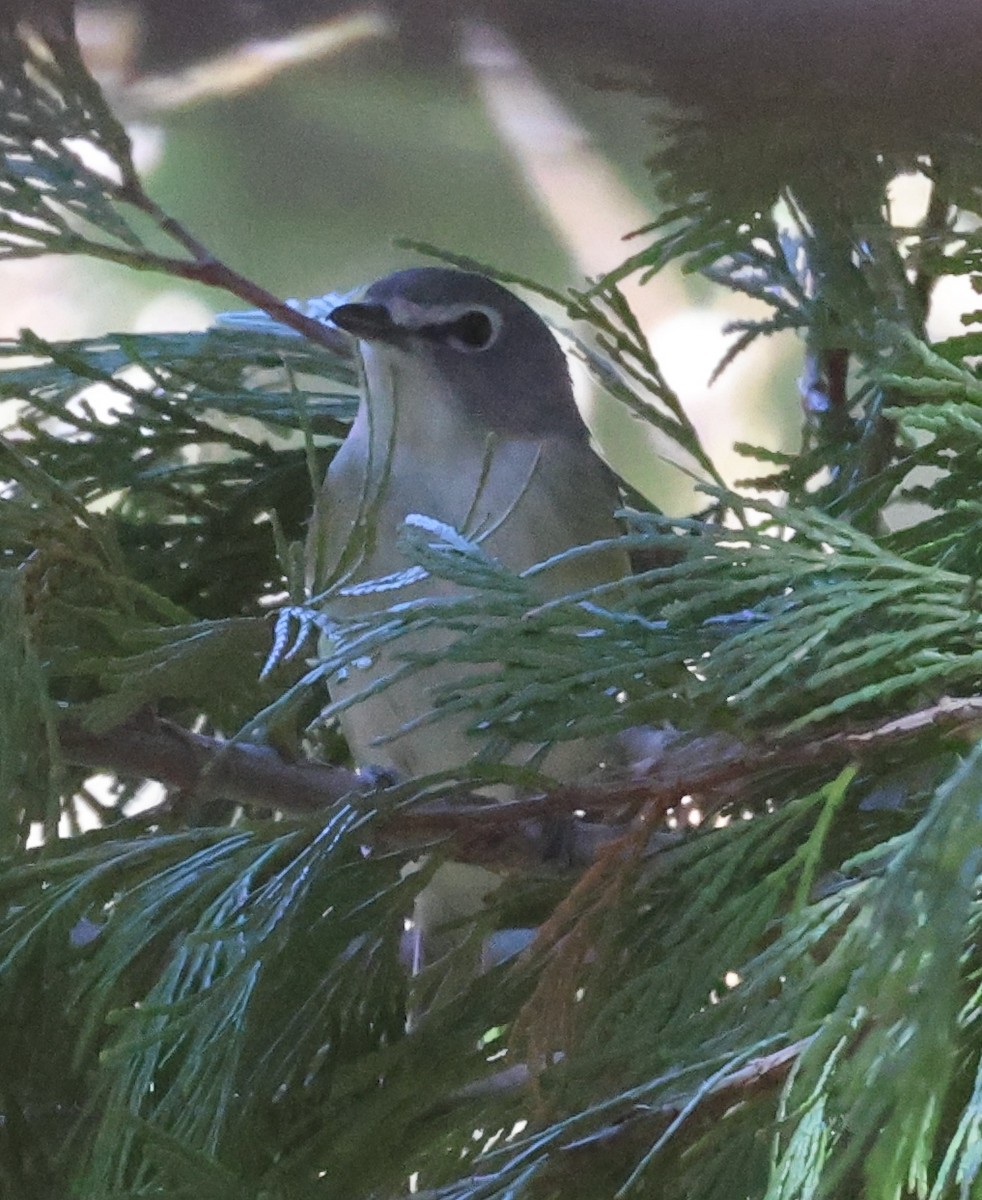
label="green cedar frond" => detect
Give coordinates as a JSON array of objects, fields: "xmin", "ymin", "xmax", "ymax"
[
  {"xmin": 774, "ymin": 745, "xmax": 982, "ymax": 1200},
  {"xmin": 301, "ymin": 491, "xmax": 981, "ymax": 750},
  {"xmin": 0, "ymin": 1, "xmax": 148, "ymax": 261},
  {"xmin": 5, "ymin": 9, "xmax": 982, "ymax": 1200}
]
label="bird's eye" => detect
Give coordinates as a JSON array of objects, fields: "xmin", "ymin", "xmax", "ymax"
[{"xmin": 444, "ymin": 309, "xmax": 498, "ymax": 352}]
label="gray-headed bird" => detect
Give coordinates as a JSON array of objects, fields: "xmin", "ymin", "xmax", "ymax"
[{"xmin": 306, "ymin": 267, "xmax": 630, "ymax": 965}]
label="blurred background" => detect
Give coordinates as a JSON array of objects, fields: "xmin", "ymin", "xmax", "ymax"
[{"xmin": 4, "ymin": 0, "xmax": 979, "ymax": 507}]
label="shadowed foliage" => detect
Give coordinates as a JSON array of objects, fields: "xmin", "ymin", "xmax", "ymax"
[{"xmin": 3, "ymin": 4, "xmax": 982, "ymax": 1198}]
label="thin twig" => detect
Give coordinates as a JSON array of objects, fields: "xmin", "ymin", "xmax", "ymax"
[
  {"xmin": 73, "ymin": 180, "xmax": 353, "ymax": 355},
  {"xmin": 561, "ymin": 1038, "xmax": 810, "ymax": 1155}
]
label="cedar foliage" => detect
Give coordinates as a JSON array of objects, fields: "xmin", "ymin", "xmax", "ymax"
[{"xmin": 3, "ymin": 4, "xmax": 982, "ymax": 1198}]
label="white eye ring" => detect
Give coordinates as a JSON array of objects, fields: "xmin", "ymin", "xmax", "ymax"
[{"xmin": 443, "ymin": 307, "xmax": 501, "ymax": 353}]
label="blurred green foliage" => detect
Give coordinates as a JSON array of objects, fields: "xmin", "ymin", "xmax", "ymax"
[{"xmin": 4, "ymin": 5, "xmax": 982, "ymax": 1200}]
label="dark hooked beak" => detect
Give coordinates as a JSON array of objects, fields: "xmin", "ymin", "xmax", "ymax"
[{"xmin": 328, "ymin": 301, "xmax": 402, "ymax": 343}]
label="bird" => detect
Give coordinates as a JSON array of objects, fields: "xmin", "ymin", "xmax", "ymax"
[{"xmin": 305, "ymin": 266, "xmax": 630, "ymax": 964}]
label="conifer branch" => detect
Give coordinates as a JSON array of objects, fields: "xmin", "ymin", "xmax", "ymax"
[
  {"xmin": 564, "ymin": 1038, "xmax": 809, "ymax": 1154},
  {"xmin": 57, "ymin": 694, "xmax": 982, "ymax": 861},
  {"xmin": 58, "ymin": 715, "xmax": 365, "ymax": 815}
]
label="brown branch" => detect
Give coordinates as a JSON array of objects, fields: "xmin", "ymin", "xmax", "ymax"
[
  {"xmin": 111, "ymin": 180, "xmax": 352, "ymax": 355},
  {"xmin": 824, "ymin": 694, "xmax": 982, "ymax": 746},
  {"xmin": 559, "ymin": 1037, "xmax": 810, "ymax": 1158},
  {"xmin": 448, "ymin": 1037, "xmax": 810, "ymax": 1192},
  {"xmin": 8, "ymin": 5, "xmax": 348, "ymax": 362},
  {"xmin": 59, "ymin": 716, "xmax": 366, "ymax": 815},
  {"xmin": 57, "ymin": 694, "xmax": 981, "ymax": 863}
]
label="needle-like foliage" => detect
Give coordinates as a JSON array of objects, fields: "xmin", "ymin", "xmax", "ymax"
[{"xmin": 4, "ymin": 5, "xmax": 982, "ymax": 1200}]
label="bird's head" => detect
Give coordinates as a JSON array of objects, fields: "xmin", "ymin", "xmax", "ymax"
[{"xmin": 329, "ymin": 267, "xmax": 587, "ymax": 441}]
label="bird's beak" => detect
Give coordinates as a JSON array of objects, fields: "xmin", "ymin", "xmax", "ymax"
[{"xmin": 329, "ymin": 301, "xmax": 402, "ymax": 343}]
